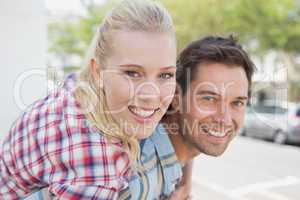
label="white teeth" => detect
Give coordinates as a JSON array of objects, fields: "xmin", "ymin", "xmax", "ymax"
[
  {"xmin": 209, "ymin": 130, "xmax": 226, "ymax": 138},
  {"xmin": 130, "ymin": 107, "xmax": 155, "ymax": 118}
]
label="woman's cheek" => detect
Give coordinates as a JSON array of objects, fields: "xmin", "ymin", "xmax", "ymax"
[
  {"xmin": 104, "ymin": 74, "xmax": 134, "ymax": 110},
  {"xmin": 160, "ymin": 81, "xmax": 176, "ymax": 108}
]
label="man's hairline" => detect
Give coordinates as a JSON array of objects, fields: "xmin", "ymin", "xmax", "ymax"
[{"xmin": 181, "ymin": 60, "xmax": 252, "ymax": 97}]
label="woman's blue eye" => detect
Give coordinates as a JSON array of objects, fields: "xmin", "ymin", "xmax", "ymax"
[
  {"xmin": 124, "ymin": 71, "xmax": 140, "ymax": 78},
  {"xmin": 160, "ymin": 73, "xmax": 175, "ymax": 79}
]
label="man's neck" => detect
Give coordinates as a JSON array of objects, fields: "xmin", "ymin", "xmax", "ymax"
[{"xmin": 162, "ymin": 114, "xmax": 200, "ymax": 165}]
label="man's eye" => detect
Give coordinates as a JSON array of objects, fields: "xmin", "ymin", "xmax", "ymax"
[
  {"xmin": 159, "ymin": 73, "xmax": 175, "ymax": 79},
  {"xmin": 202, "ymin": 96, "xmax": 216, "ymax": 102},
  {"xmin": 124, "ymin": 71, "xmax": 140, "ymax": 78},
  {"xmin": 233, "ymin": 101, "xmax": 245, "ymax": 107}
]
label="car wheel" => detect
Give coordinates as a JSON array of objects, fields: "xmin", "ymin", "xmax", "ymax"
[{"xmin": 273, "ymin": 131, "xmax": 287, "ymax": 144}]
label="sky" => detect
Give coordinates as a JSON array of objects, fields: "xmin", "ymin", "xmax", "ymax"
[
  {"xmin": 45, "ymin": 0, "xmax": 106, "ymax": 14},
  {"xmin": 46, "ymin": 0, "xmax": 82, "ymax": 12}
]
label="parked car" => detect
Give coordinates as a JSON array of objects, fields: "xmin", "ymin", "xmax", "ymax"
[{"xmin": 241, "ymin": 102, "xmax": 300, "ymax": 144}]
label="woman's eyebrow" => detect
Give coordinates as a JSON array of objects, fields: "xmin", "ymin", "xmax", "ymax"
[
  {"xmin": 118, "ymin": 64, "xmax": 142, "ymax": 68},
  {"xmin": 161, "ymin": 65, "xmax": 176, "ymax": 69},
  {"xmin": 119, "ymin": 64, "xmax": 176, "ymax": 69}
]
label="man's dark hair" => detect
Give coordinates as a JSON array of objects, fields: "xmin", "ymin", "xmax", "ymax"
[{"xmin": 176, "ymin": 35, "xmax": 256, "ymax": 98}]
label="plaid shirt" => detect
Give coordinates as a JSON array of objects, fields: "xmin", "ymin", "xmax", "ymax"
[
  {"xmin": 0, "ymin": 74, "xmax": 131, "ymax": 200},
  {"xmin": 24, "ymin": 124, "xmax": 183, "ymax": 200}
]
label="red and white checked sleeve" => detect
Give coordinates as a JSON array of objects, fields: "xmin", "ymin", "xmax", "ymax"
[{"xmin": 0, "ymin": 78, "xmax": 131, "ymax": 200}]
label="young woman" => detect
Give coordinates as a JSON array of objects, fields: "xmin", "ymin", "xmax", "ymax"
[{"xmin": 0, "ymin": 0, "xmax": 178, "ymax": 199}]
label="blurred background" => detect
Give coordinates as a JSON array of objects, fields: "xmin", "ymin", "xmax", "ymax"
[{"xmin": 1, "ymin": 0, "xmax": 300, "ymax": 199}]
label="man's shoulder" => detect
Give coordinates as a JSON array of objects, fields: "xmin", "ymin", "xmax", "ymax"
[
  {"xmin": 150, "ymin": 124, "xmax": 176, "ymax": 157},
  {"xmin": 142, "ymin": 123, "xmax": 182, "ymax": 175}
]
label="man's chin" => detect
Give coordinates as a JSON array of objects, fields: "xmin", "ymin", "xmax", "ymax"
[
  {"xmin": 206, "ymin": 151, "xmax": 225, "ymax": 157},
  {"xmin": 195, "ymin": 145, "xmax": 227, "ymax": 157}
]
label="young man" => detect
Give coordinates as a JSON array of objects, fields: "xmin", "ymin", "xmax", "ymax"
[{"xmin": 163, "ymin": 35, "xmax": 255, "ymax": 200}]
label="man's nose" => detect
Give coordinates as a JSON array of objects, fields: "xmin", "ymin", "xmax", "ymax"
[{"xmin": 216, "ymin": 102, "xmax": 232, "ymax": 124}]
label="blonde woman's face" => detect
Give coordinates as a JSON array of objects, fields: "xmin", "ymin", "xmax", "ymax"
[{"xmin": 102, "ymin": 31, "xmax": 177, "ymax": 139}]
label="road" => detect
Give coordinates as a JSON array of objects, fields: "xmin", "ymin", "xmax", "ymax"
[{"xmin": 191, "ymin": 136, "xmax": 300, "ymax": 200}]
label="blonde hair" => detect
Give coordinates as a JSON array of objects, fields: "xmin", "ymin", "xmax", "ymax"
[{"xmin": 74, "ymin": 0, "xmax": 175, "ymax": 166}]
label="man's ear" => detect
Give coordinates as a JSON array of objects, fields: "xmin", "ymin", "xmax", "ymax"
[
  {"xmin": 171, "ymin": 86, "xmax": 183, "ymax": 113},
  {"xmin": 90, "ymin": 58, "xmax": 103, "ymax": 89}
]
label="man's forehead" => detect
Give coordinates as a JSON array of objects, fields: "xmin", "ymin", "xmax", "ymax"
[
  {"xmin": 195, "ymin": 63, "xmax": 246, "ymax": 79},
  {"xmin": 193, "ymin": 81, "xmax": 248, "ymax": 96},
  {"xmin": 189, "ymin": 63, "xmax": 249, "ymax": 94}
]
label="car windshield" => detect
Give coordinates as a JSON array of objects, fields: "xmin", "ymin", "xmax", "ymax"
[{"xmin": 249, "ymin": 105, "xmax": 287, "ymax": 114}]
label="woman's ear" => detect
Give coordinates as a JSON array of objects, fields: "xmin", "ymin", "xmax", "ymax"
[
  {"xmin": 90, "ymin": 58, "xmax": 103, "ymax": 89},
  {"xmin": 90, "ymin": 58, "xmax": 99, "ymax": 78}
]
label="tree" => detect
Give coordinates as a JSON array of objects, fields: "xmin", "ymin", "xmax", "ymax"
[
  {"xmin": 162, "ymin": 0, "xmax": 234, "ymax": 51},
  {"xmin": 48, "ymin": 2, "xmax": 115, "ymax": 68},
  {"xmin": 225, "ymin": 0, "xmax": 300, "ymax": 100}
]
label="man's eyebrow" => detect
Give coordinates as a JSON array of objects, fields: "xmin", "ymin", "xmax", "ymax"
[
  {"xmin": 197, "ymin": 90, "xmax": 220, "ymax": 96},
  {"xmin": 236, "ymin": 96, "xmax": 248, "ymax": 101}
]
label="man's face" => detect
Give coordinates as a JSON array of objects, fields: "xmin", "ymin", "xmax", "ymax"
[{"xmin": 180, "ymin": 62, "xmax": 249, "ymax": 156}]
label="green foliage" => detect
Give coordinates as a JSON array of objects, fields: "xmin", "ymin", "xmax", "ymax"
[
  {"xmin": 225, "ymin": 0, "xmax": 300, "ymax": 52},
  {"xmin": 162, "ymin": 0, "xmax": 300, "ymax": 53},
  {"xmin": 162, "ymin": 0, "xmax": 234, "ymax": 51},
  {"xmin": 49, "ymin": 0, "xmax": 300, "ymax": 59},
  {"xmin": 48, "ymin": 2, "xmax": 115, "ymax": 60}
]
